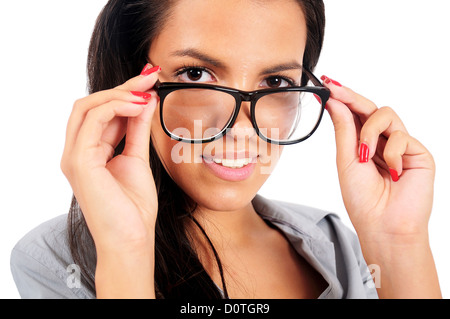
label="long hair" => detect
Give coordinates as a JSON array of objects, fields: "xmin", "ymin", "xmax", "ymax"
[{"xmin": 67, "ymin": 0, "xmax": 326, "ymax": 299}]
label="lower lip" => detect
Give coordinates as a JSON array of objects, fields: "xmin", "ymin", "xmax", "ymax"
[{"xmin": 202, "ymin": 157, "xmax": 257, "ymax": 182}]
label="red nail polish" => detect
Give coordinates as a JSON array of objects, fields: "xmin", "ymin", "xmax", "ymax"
[
  {"xmin": 132, "ymin": 101, "xmax": 149, "ymax": 105},
  {"xmin": 359, "ymin": 143, "xmax": 369, "ymax": 163},
  {"xmin": 141, "ymin": 64, "xmax": 151, "ymax": 74},
  {"xmin": 321, "ymin": 75, "xmax": 342, "ymax": 87},
  {"xmin": 331, "ymin": 79, "xmax": 342, "ymax": 87},
  {"xmin": 389, "ymin": 168, "xmax": 399, "ymax": 182},
  {"xmin": 141, "ymin": 65, "xmax": 161, "ymax": 76},
  {"xmin": 321, "ymin": 75, "xmax": 331, "ymax": 84},
  {"xmin": 131, "ymin": 91, "xmax": 152, "ymax": 99}
]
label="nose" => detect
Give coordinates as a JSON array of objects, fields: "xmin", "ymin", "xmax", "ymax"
[{"xmin": 227, "ymin": 101, "xmax": 256, "ymax": 140}]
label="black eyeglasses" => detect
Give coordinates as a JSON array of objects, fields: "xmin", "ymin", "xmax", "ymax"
[{"xmin": 154, "ymin": 68, "xmax": 330, "ymax": 145}]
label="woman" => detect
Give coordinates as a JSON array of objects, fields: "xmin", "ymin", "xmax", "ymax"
[{"xmin": 11, "ymin": 0, "xmax": 441, "ymax": 299}]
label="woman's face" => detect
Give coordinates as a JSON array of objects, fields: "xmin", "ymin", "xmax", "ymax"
[{"xmin": 149, "ymin": 0, "xmax": 307, "ymax": 212}]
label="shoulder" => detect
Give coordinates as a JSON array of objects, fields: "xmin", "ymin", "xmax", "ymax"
[
  {"xmin": 10, "ymin": 214, "xmax": 94, "ymax": 299},
  {"xmin": 253, "ymin": 194, "xmax": 363, "ymax": 260},
  {"xmin": 259, "ymin": 196, "xmax": 364, "ymax": 256},
  {"xmin": 253, "ymin": 194, "xmax": 347, "ymax": 239}
]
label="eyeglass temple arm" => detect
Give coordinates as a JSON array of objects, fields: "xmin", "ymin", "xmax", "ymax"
[{"xmin": 303, "ymin": 68, "xmax": 323, "ymax": 87}]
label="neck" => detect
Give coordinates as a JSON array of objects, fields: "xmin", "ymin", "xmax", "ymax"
[{"xmin": 190, "ymin": 200, "xmax": 268, "ymax": 250}]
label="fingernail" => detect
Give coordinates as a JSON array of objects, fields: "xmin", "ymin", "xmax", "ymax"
[
  {"xmin": 359, "ymin": 143, "xmax": 369, "ymax": 163},
  {"xmin": 132, "ymin": 101, "xmax": 149, "ymax": 106},
  {"xmin": 321, "ymin": 75, "xmax": 331, "ymax": 84},
  {"xmin": 331, "ymin": 79, "xmax": 342, "ymax": 87},
  {"xmin": 140, "ymin": 64, "xmax": 153, "ymax": 74},
  {"xmin": 131, "ymin": 91, "xmax": 152, "ymax": 100},
  {"xmin": 321, "ymin": 75, "xmax": 342, "ymax": 87},
  {"xmin": 141, "ymin": 64, "xmax": 151, "ymax": 74},
  {"xmin": 141, "ymin": 65, "xmax": 161, "ymax": 76},
  {"xmin": 389, "ymin": 168, "xmax": 399, "ymax": 182}
]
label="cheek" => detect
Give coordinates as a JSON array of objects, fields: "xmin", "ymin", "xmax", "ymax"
[{"xmin": 151, "ymin": 108, "xmax": 204, "ymax": 189}]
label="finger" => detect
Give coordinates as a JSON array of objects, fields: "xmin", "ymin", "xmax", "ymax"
[
  {"xmin": 383, "ymin": 131, "xmax": 434, "ymax": 182},
  {"xmin": 65, "ymin": 89, "xmax": 152, "ymax": 155},
  {"xmin": 75, "ymin": 101, "xmax": 147, "ymax": 157},
  {"xmin": 65, "ymin": 64, "xmax": 160, "ymax": 153},
  {"xmin": 321, "ymin": 75, "xmax": 378, "ymax": 123},
  {"xmin": 122, "ymin": 91, "xmax": 158, "ymax": 161},
  {"xmin": 383, "ymin": 131, "xmax": 408, "ymax": 181},
  {"xmin": 359, "ymin": 106, "xmax": 408, "ymax": 162},
  {"xmin": 116, "ymin": 64, "xmax": 161, "ymax": 92},
  {"xmin": 100, "ymin": 116, "xmax": 128, "ymax": 151},
  {"xmin": 100, "ymin": 94, "xmax": 153, "ymax": 150},
  {"xmin": 325, "ymin": 96, "xmax": 360, "ymax": 166},
  {"xmin": 383, "ymin": 131, "xmax": 411, "ymax": 182}
]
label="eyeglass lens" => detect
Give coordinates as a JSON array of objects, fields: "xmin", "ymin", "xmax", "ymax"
[{"xmin": 255, "ymin": 91, "xmax": 323, "ymax": 142}]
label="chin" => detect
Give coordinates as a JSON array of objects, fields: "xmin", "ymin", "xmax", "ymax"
[{"xmin": 181, "ymin": 178, "xmax": 261, "ymax": 213}]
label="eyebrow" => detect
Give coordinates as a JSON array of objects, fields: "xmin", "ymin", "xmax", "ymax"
[
  {"xmin": 170, "ymin": 48, "xmax": 303, "ymax": 74},
  {"xmin": 170, "ymin": 48, "xmax": 226, "ymax": 68},
  {"xmin": 260, "ymin": 62, "xmax": 303, "ymax": 75}
]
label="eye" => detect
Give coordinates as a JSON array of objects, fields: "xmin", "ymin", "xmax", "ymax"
[
  {"xmin": 177, "ymin": 67, "xmax": 215, "ymax": 83},
  {"xmin": 261, "ymin": 76, "xmax": 293, "ymax": 88}
]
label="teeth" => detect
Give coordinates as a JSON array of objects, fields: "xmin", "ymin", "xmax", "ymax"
[{"xmin": 217, "ymin": 158, "xmax": 251, "ymax": 168}]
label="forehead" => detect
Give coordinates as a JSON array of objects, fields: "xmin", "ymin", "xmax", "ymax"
[{"xmin": 151, "ymin": 0, "xmax": 307, "ymax": 65}]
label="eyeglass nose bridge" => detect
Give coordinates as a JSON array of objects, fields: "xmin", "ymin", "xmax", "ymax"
[
  {"xmin": 227, "ymin": 90, "xmax": 258, "ymax": 124},
  {"xmin": 225, "ymin": 91, "xmax": 260, "ymax": 140},
  {"xmin": 238, "ymin": 90, "xmax": 258, "ymax": 103},
  {"xmin": 232, "ymin": 90, "xmax": 259, "ymax": 123}
]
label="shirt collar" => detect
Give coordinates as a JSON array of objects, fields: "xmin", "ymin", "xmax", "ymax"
[{"xmin": 252, "ymin": 194, "xmax": 343, "ymax": 298}]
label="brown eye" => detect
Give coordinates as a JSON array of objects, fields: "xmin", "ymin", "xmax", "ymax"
[
  {"xmin": 177, "ymin": 67, "xmax": 215, "ymax": 83},
  {"xmin": 267, "ymin": 77, "xmax": 282, "ymax": 87},
  {"xmin": 187, "ymin": 68, "xmax": 203, "ymax": 81},
  {"xmin": 262, "ymin": 76, "xmax": 292, "ymax": 88}
]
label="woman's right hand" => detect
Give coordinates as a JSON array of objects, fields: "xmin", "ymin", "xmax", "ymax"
[{"xmin": 61, "ymin": 65, "xmax": 161, "ymax": 255}]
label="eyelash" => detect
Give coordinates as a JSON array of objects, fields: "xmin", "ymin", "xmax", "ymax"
[
  {"xmin": 173, "ymin": 64, "xmax": 298, "ymax": 87},
  {"xmin": 262, "ymin": 75, "xmax": 299, "ymax": 88},
  {"xmin": 174, "ymin": 64, "xmax": 213, "ymax": 79},
  {"xmin": 270, "ymin": 76, "xmax": 297, "ymax": 87}
]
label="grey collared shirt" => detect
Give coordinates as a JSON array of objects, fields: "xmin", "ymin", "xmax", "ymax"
[{"xmin": 10, "ymin": 194, "xmax": 378, "ymax": 299}]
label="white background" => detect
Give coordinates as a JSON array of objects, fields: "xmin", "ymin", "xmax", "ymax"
[{"xmin": 1, "ymin": 0, "xmax": 449, "ymax": 299}]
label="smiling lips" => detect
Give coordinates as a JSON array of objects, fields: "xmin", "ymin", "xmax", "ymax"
[
  {"xmin": 211, "ymin": 157, "xmax": 253, "ymax": 169},
  {"xmin": 202, "ymin": 153, "xmax": 258, "ymax": 181}
]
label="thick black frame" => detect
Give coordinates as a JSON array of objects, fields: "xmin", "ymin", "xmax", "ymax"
[{"xmin": 154, "ymin": 68, "xmax": 330, "ymax": 145}]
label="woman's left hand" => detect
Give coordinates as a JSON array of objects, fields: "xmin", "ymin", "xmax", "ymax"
[
  {"xmin": 322, "ymin": 77, "xmax": 441, "ymax": 298},
  {"xmin": 322, "ymin": 75, "xmax": 435, "ymax": 243},
  {"xmin": 322, "ymin": 75, "xmax": 441, "ymax": 298}
]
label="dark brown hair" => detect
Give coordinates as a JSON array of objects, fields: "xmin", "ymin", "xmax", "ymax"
[{"xmin": 67, "ymin": 0, "xmax": 326, "ymax": 298}]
